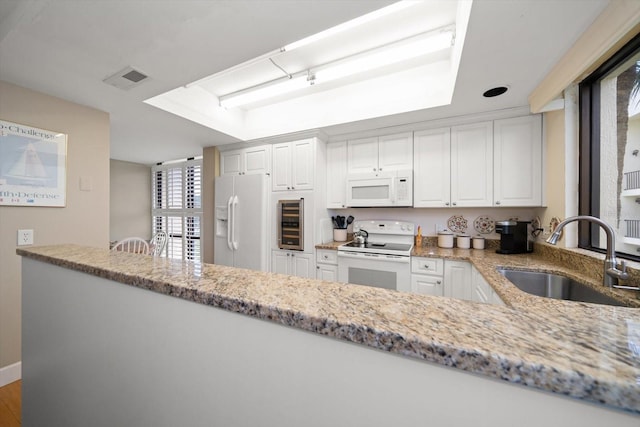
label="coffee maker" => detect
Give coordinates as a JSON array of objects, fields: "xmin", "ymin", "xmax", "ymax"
[{"xmin": 495, "ymin": 221, "xmax": 532, "ymax": 254}]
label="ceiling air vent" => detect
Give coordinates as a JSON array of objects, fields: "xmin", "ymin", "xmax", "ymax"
[{"xmin": 103, "ymin": 66, "xmax": 149, "ymax": 90}]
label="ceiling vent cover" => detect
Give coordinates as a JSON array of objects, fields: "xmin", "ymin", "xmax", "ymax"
[{"xmin": 103, "ymin": 66, "xmax": 149, "ymax": 90}]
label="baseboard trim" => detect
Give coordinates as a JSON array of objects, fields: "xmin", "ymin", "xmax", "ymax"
[{"xmin": 0, "ymin": 361, "xmax": 21, "ymax": 387}]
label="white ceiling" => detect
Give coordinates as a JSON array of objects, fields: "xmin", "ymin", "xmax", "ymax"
[{"xmin": 0, "ymin": 0, "xmax": 608, "ymax": 165}]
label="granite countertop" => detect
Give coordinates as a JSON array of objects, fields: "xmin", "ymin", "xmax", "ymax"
[{"xmin": 17, "ymin": 244, "xmax": 640, "ymax": 414}]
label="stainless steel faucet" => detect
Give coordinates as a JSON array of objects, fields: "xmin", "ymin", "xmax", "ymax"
[{"xmin": 546, "ymin": 215, "xmax": 632, "ymax": 288}]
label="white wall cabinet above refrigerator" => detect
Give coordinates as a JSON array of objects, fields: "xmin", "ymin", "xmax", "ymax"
[
  {"xmin": 347, "ymin": 132, "xmax": 413, "ymax": 174},
  {"xmin": 220, "ymin": 145, "xmax": 271, "ymax": 176},
  {"xmin": 272, "ymin": 138, "xmax": 315, "ymax": 191}
]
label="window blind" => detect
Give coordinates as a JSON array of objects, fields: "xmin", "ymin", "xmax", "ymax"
[{"xmin": 151, "ymin": 159, "xmax": 202, "ymax": 262}]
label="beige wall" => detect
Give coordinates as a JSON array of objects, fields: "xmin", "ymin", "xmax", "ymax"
[
  {"xmin": 110, "ymin": 159, "xmax": 151, "ymax": 242},
  {"xmin": 0, "ymin": 80, "xmax": 110, "ymax": 370},
  {"xmin": 534, "ymin": 109, "xmax": 566, "ymax": 244}
]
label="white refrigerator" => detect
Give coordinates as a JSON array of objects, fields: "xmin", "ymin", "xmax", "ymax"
[{"xmin": 214, "ymin": 174, "xmax": 268, "ymax": 271}]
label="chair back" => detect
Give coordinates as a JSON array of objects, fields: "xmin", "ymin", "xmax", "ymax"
[
  {"xmin": 150, "ymin": 231, "xmax": 168, "ymax": 256},
  {"xmin": 111, "ymin": 237, "xmax": 150, "ymax": 255}
]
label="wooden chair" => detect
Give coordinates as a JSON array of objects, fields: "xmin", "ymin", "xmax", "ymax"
[
  {"xmin": 111, "ymin": 237, "xmax": 150, "ymax": 255},
  {"xmin": 150, "ymin": 231, "xmax": 168, "ymax": 256}
]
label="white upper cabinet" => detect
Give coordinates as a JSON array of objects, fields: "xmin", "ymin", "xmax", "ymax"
[
  {"xmin": 272, "ymin": 139, "xmax": 315, "ymax": 191},
  {"xmin": 493, "ymin": 115, "xmax": 543, "ymax": 206},
  {"xmin": 413, "ymin": 128, "xmax": 451, "ymax": 207},
  {"xmin": 326, "ymin": 141, "xmax": 348, "ymax": 208},
  {"xmin": 220, "ymin": 145, "xmax": 271, "ymax": 176},
  {"xmin": 378, "ymin": 133, "xmax": 414, "ymax": 171},
  {"xmin": 347, "ymin": 137, "xmax": 378, "ymax": 174},
  {"xmin": 347, "ymin": 133, "xmax": 413, "ymax": 174},
  {"xmin": 450, "ymin": 121, "xmax": 494, "ymax": 207}
]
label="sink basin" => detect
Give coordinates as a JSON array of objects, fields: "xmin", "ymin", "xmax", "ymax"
[{"xmin": 496, "ymin": 268, "xmax": 625, "ymax": 306}]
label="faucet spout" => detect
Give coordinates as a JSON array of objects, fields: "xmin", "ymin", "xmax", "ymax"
[{"xmin": 545, "ymin": 215, "xmax": 629, "ymax": 287}]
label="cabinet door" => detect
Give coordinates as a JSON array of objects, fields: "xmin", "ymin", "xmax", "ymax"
[
  {"xmin": 326, "ymin": 141, "xmax": 348, "ymax": 208},
  {"xmin": 347, "ymin": 137, "xmax": 379, "ymax": 173},
  {"xmin": 271, "ymin": 250, "xmax": 290, "ymax": 274},
  {"xmin": 411, "ymin": 274, "xmax": 443, "ymax": 296},
  {"xmin": 220, "ymin": 150, "xmax": 242, "ymax": 176},
  {"xmin": 316, "ymin": 263, "xmax": 338, "ymax": 281},
  {"xmin": 378, "ymin": 132, "xmax": 413, "ymax": 172},
  {"xmin": 444, "ymin": 260, "xmax": 472, "ymax": 301},
  {"xmin": 291, "ymin": 139, "xmax": 314, "ymax": 190},
  {"xmin": 493, "ymin": 115, "xmax": 542, "ymax": 206},
  {"xmin": 451, "ymin": 122, "xmax": 493, "ymax": 207},
  {"xmin": 471, "ymin": 268, "xmax": 491, "ymax": 304},
  {"xmin": 272, "ymin": 143, "xmax": 292, "ymax": 191},
  {"xmin": 291, "ymin": 253, "xmax": 313, "ymax": 278},
  {"xmin": 244, "ymin": 145, "xmax": 271, "ymax": 175},
  {"xmin": 413, "ymin": 128, "xmax": 451, "ymax": 207}
]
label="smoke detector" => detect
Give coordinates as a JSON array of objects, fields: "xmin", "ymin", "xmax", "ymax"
[{"xmin": 103, "ymin": 66, "xmax": 149, "ymax": 90}]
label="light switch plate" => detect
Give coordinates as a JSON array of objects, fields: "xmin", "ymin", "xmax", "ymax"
[{"xmin": 17, "ymin": 229, "xmax": 34, "ymax": 246}]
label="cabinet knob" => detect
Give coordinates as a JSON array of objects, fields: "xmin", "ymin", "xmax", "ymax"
[
  {"xmin": 379, "ymin": 168, "xmax": 382, "ymax": 171},
  {"xmin": 437, "ymin": 280, "xmax": 441, "ymax": 285},
  {"xmin": 287, "ymin": 186, "xmax": 291, "ymax": 190},
  {"xmin": 424, "ymin": 265, "xmax": 430, "ymax": 269},
  {"xmin": 324, "ymin": 255, "xmax": 328, "ymax": 259},
  {"xmin": 316, "ymin": 266, "xmax": 319, "ymax": 269},
  {"xmin": 452, "ymin": 202, "xmax": 457, "ymax": 206},
  {"xmin": 292, "ymin": 186, "xmax": 295, "ymax": 190},
  {"xmin": 445, "ymin": 202, "xmax": 450, "ymax": 206},
  {"xmin": 495, "ymin": 201, "xmax": 501, "ymax": 205},
  {"xmin": 373, "ymin": 168, "xmax": 377, "ymax": 171}
]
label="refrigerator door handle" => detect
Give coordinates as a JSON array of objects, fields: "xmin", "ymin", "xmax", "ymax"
[
  {"xmin": 227, "ymin": 196, "xmax": 234, "ymax": 251},
  {"xmin": 231, "ymin": 195, "xmax": 239, "ymax": 250}
]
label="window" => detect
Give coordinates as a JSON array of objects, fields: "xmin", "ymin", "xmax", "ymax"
[
  {"xmin": 579, "ymin": 33, "xmax": 640, "ymax": 261},
  {"xmin": 152, "ymin": 158, "xmax": 202, "ymax": 262}
]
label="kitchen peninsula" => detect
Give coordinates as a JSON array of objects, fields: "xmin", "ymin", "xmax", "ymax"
[{"xmin": 18, "ymin": 244, "xmax": 640, "ymax": 426}]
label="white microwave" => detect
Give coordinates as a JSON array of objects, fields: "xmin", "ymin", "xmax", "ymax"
[{"xmin": 346, "ymin": 170, "xmax": 413, "ymax": 207}]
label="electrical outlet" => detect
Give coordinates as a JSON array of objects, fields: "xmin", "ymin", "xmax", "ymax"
[{"xmin": 17, "ymin": 229, "xmax": 34, "ymax": 246}]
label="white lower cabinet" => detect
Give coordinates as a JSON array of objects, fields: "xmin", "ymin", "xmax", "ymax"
[
  {"xmin": 316, "ymin": 249, "xmax": 338, "ymax": 281},
  {"xmin": 411, "ymin": 257, "xmax": 444, "ymax": 296},
  {"xmin": 471, "ymin": 266, "xmax": 506, "ymax": 306},
  {"xmin": 443, "ymin": 260, "xmax": 472, "ymax": 300},
  {"xmin": 272, "ymin": 250, "xmax": 313, "ymax": 278}
]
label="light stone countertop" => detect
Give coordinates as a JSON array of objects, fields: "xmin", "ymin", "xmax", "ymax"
[{"xmin": 17, "ymin": 244, "xmax": 640, "ymax": 415}]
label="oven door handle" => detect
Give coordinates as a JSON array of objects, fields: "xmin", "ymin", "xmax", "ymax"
[{"xmin": 337, "ymin": 251, "xmax": 410, "ymax": 263}]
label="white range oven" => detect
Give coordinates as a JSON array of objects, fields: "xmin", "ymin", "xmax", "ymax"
[{"xmin": 337, "ymin": 220, "xmax": 414, "ymax": 292}]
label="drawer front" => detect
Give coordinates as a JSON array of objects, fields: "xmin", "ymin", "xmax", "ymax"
[
  {"xmin": 316, "ymin": 249, "xmax": 338, "ymax": 265},
  {"xmin": 411, "ymin": 257, "xmax": 444, "ymax": 275}
]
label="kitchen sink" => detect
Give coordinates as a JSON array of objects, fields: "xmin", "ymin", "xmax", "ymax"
[{"xmin": 496, "ymin": 268, "xmax": 625, "ymax": 306}]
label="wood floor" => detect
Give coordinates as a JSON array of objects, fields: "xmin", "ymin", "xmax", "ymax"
[{"xmin": 0, "ymin": 380, "xmax": 21, "ymax": 426}]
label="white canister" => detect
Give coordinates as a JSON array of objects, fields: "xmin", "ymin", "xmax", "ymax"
[
  {"xmin": 457, "ymin": 234, "xmax": 471, "ymax": 249},
  {"xmin": 472, "ymin": 236, "xmax": 485, "ymax": 250},
  {"xmin": 333, "ymin": 228, "xmax": 347, "ymax": 242},
  {"xmin": 437, "ymin": 230, "xmax": 454, "ymax": 248}
]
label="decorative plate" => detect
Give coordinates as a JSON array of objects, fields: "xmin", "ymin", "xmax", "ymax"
[
  {"xmin": 474, "ymin": 216, "xmax": 495, "ymax": 234},
  {"xmin": 447, "ymin": 215, "xmax": 468, "ymax": 233}
]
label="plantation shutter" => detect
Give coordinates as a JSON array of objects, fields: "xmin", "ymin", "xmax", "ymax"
[{"xmin": 151, "ymin": 159, "xmax": 202, "ymax": 262}]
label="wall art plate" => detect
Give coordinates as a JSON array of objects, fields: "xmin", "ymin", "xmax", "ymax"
[
  {"xmin": 474, "ymin": 216, "xmax": 495, "ymax": 234},
  {"xmin": 447, "ymin": 215, "xmax": 468, "ymax": 233}
]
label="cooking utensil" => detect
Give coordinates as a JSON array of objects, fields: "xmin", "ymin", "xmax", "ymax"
[{"xmin": 346, "ymin": 215, "xmax": 354, "ymax": 226}]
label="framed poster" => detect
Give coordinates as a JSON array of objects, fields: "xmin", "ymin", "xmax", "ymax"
[{"xmin": 0, "ymin": 120, "xmax": 67, "ymax": 207}]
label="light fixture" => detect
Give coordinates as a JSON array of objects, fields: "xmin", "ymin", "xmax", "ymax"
[
  {"xmin": 219, "ymin": 74, "xmax": 310, "ymax": 109},
  {"xmin": 313, "ymin": 29, "xmax": 454, "ymax": 84},
  {"xmin": 283, "ymin": 1, "xmax": 419, "ymax": 52},
  {"xmin": 219, "ymin": 27, "xmax": 454, "ymax": 109}
]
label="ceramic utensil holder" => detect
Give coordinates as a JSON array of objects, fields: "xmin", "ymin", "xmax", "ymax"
[{"xmin": 333, "ymin": 229, "xmax": 347, "ymax": 242}]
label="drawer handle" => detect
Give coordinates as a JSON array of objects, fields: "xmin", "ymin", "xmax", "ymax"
[
  {"xmin": 437, "ymin": 280, "xmax": 441, "ymax": 284},
  {"xmin": 423, "ymin": 265, "xmax": 430, "ymax": 269}
]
